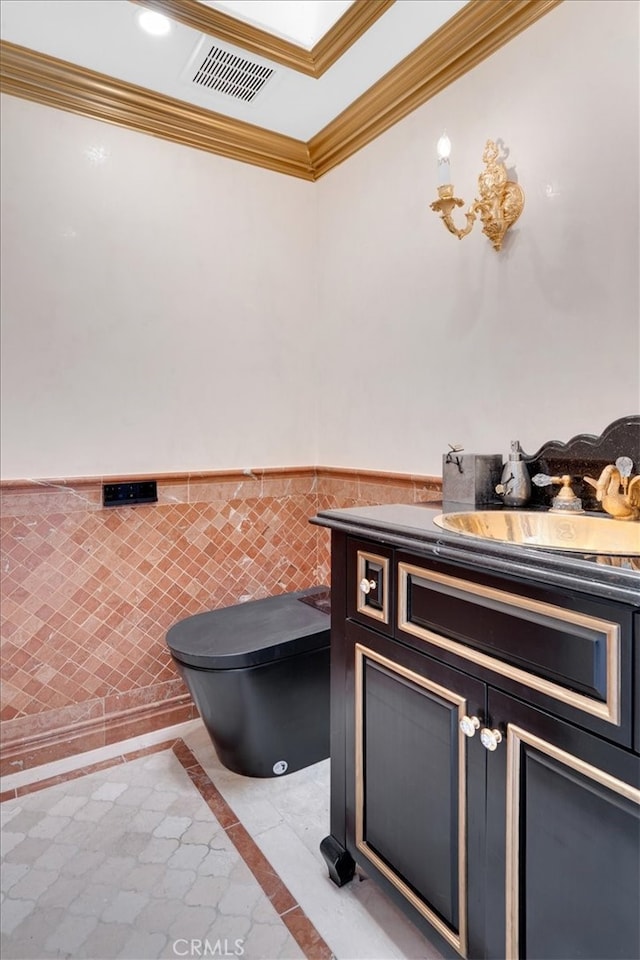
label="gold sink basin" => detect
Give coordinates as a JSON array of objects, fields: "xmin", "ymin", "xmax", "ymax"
[{"xmin": 433, "ymin": 511, "xmax": 640, "ymax": 556}]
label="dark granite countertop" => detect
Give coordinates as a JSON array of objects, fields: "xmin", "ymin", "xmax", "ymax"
[{"xmin": 312, "ymin": 502, "xmax": 640, "ymax": 607}]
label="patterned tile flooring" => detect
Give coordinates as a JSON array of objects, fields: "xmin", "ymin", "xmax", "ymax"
[{"xmin": 1, "ymin": 720, "xmax": 443, "ymax": 960}]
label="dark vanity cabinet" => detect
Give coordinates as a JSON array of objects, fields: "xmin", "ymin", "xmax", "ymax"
[{"xmin": 319, "ymin": 520, "xmax": 640, "ymax": 960}]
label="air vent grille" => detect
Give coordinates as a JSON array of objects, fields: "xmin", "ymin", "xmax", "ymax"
[{"xmin": 191, "ymin": 45, "xmax": 275, "ymax": 103}]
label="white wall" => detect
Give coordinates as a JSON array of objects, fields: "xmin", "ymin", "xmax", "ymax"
[
  {"xmin": 315, "ymin": 0, "xmax": 640, "ymax": 474},
  {"xmin": 1, "ymin": 0, "xmax": 639, "ymax": 480},
  {"xmin": 0, "ymin": 98, "xmax": 317, "ymax": 478}
]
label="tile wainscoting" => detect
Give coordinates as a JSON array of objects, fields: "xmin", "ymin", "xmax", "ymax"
[{"xmin": 0, "ymin": 467, "xmax": 441, "ymax": 775}]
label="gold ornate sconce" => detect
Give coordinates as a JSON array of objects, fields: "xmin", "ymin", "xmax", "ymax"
[{"xmin": 430, "ymin": 135, "xmax": 524, "ymax": 252}]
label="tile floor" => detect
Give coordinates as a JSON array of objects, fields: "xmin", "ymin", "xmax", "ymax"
[{"xmin": 1, "ymin": 719, "xmax": 444, "ymax": 960}]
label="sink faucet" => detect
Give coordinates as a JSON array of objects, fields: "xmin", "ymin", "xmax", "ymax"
[{"xmin": 583, "ymin": 457, "xmax": 640, "ymax": 521}]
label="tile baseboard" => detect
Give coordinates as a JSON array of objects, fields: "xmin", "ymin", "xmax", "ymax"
[{"xmin": 0, "ymin": 691, "xmax": 197, "ymax": 777}]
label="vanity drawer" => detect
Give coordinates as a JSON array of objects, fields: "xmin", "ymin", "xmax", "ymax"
[
  {"xmin": 347, "ymin": 538, "xmax": 393, "ymax": 636},
  {"xmin": 396, "ymin": 555, "xmax": 633, "ymax": 746}
]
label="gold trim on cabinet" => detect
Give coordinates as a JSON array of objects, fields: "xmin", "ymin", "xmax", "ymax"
[
  {"xmin": 133, "ymin": 0, "xmax": 395, "ymax": 78},
  {"xmin": 354, "ymin": 643, "xmax": 468, "ymax": 956},
  {"xmin": 398, "ymin": 563, "xmax": 620, "ymax": 726},
  {"xmin": 0, "ymin": 1, "xmax": 561, "ymax": 180},
  {"xmin": 505, "ymin": 724, "xmax": 640, "ymax": 960},
  {"xmin": 356, "ymin": 551, "xmax": 390, "ymax": 624}
]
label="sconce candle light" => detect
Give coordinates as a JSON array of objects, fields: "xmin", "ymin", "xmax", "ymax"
[
  {"xmin": 437, "ymin": 131, "xmax": 451, "ymax": 185},
  {"xmin": 430, "ymin": 136, "xmax": 524, "ymax": 251}
]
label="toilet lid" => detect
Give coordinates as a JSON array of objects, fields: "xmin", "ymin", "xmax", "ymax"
[{"xmin": 166, "ymin": 587, "xmax": 330, "ymax": 669}]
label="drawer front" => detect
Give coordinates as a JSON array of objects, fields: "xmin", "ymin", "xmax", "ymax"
[
  {"xmin": 396, "ymin": 557, "xmax": 633, "ymax": 743},
  {"xmin": 347, "ymin": 539, "xmax": 393, "ymax": 635}
]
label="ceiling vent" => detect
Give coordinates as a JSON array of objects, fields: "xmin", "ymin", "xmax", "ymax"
[{"xmin": 190, "ymin": 44, "xmax": 275, "ymax": 103}]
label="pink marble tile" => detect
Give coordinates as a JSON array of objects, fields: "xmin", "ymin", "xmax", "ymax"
[
  {"xmin": 0, "ymin": 483, "xmax": 102, "ymax": 517},
  {"xmin": 281, "ymin": 906, "xmax": 333, "ymax": 959},
  {"xmin": 1, "ymin": 464, "xmax": 440, "ymax": 771},
  {"xmin": 0, "ymin": 700, "xmax": 104, "ymax": 747},
  {"xmin": 103, "ymin": 701, "xmax": 196, "ymax": 745}
]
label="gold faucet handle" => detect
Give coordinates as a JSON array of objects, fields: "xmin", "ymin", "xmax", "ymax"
[
  {"xmin": 549, "ymin": 475, "xmax": 578, "ymax": 500},
  {"xmin": 532, "ymin": 474, "xmax": 584, "ymax": 513},
  {"xmin": 533, "ymin": 473, "xmax": 575, "ymax": 494}
]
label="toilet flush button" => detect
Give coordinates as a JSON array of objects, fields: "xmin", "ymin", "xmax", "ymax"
[{"xmin": 273, "ymin": 760, "xmax": 288, "ymax": 775}]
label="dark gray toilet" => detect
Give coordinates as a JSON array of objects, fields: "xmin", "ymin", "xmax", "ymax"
[{"xmin": 166, "ymin": 587, "xmax": 330, "ymax": 778}]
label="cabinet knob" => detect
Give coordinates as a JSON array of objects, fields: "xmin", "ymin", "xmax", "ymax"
[
  {"xmin": 459, "ymin": 715, "xmax": 481, "ymax": 738},
  {"xmin": 359, "ymin": 578, "xmax": 377, "ymax": 595},
  {"xmin": 480, "ymin": 727, "xmax": 503, "ymax": 752}
]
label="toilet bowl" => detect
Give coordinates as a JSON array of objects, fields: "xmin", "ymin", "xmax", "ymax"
[{"xmin": 166, "ymin": 587, "xmax": 330, "ymax": 778}]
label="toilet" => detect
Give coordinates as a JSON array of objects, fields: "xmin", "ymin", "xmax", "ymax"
[{"xmin": 166, "ymin": 587, "xmax": 331, "ymax": 778}]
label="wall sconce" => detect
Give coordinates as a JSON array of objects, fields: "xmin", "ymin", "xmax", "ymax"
[{"xmin": 430, "ymin": 135, "xmax": 524, "ymax": 252}]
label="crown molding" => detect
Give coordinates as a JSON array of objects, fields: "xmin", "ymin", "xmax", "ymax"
[
  {"xmin": 132, "ymin": 0, "xmax": 395, "ymax": 78},
  {"xmin": 309, "ymin": 0, "xmax": 563, "ymax": 177},
  {"xmin": 0, "ymin": 0, "xmax": 562, "ymax": 182},
  {"xmin": 0, "ymin": 41, "xmax": 315, "ymax": 180},
  {"xmin": 311, "ymin": 0, "xmax": 396, "ymax": 75}
]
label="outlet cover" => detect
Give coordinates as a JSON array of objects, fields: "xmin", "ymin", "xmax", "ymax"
[{"xmin": 103, "ymin": 481, "xmax": 158, "ymax": 507}]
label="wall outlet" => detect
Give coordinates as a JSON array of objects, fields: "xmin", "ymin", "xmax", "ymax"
[{"xmin": 103, "ymin": 481, "xmax": 158, "ymax": 507}]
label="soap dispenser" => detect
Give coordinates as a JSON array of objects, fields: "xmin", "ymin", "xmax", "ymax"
[{"xmin": 496, "ymin": 440, "xmax": 531, "ymax": 507}]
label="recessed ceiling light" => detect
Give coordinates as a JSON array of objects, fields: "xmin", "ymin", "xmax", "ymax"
[{"xmin": 137, "ymin": 10, "xmax": 172, "ymax": 36}]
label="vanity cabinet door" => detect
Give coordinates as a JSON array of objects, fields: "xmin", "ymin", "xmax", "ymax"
[
  {"xmin": 345, "ymin": 621, "xmax": 487, "ymax": 958},
  {"xmin": 484, "ymin": 689, "xmax": 640, "ymax": 960},
  {"xmin": 634, "ymin": 612, "xmax": 640, "ymax": 753}
]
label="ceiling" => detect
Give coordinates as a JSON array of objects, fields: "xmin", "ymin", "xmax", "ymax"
[
  {"xmin": 200, "ymin": 1, "xmax": 357, "ymax": 49},
  {"xmin": 0, "ymin": 0, "xmax": 561, "ymax": 180}
]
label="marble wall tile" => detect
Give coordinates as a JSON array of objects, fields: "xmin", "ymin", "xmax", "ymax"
[
  {"xmin": 0, "ymin": 480, "xmax": 103, "ymax": 517},
  {"xmin": 0, "ymin": 466, "xmax": 441, "ymax": 771}
]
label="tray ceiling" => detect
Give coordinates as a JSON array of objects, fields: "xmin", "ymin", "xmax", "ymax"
[{"xmin": 0, "ymin": 0, "xmax": 562, "ymax": 179}]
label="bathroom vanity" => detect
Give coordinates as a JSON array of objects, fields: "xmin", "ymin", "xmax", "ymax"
[{"xmin": 312, "ymin": 503, "xmax": 639, "ymax": 960}]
